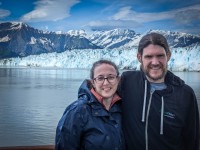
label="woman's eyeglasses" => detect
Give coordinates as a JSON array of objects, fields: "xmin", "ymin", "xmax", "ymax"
[{"xmin": 93, "ymin": 75, "xmax": 118, "ymax": 84}]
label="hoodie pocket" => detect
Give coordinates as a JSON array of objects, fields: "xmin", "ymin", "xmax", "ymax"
[{"xmin": 163, "ymin": 100, "xmax": 183, "ymax": 143}]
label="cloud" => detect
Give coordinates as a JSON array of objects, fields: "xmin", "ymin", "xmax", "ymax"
[
  {"xmin": 111, "ymin": 4, "xmax": 200, "ymax": 25},
  {"xmin": 20, "ymin": 0, "xmax": 80, "ymax": 22},
  {"xmin": 88, "ymin": 4, "xmax": 200, "ymax": 31},
  {"xmin": 111, "ymin": 6, "xmax": 171, "ymax": 23},
  {"xmin": 173, "ymin": 5, "xmax": 200, "ymax": 24},
  {"xmin": 85, "ymin": 19, "xmax": 141, "ymax": 30},
  {"xmin": 0, "ymin": 9, "xmax": 11, "ymax": 18}
]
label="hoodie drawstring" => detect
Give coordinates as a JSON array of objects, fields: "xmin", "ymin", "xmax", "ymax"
[
  {"xmin": 145, "ymin": 91, "xmax": 153, "ymax": 150},
  {"xmin": 160, "ymin": 96, "xmax": 164, "ymax": 135},
  {"xmin": 142, "ymin": 81, "xmax": 165, "ymax": 150},
  {"xmin": 142, "ymin": 80, "xmax": 147, "ymax": 122}
]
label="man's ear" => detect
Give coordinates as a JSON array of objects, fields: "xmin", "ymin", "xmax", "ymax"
[
  {"xmin": 137, "ymin": 53, "xmax": 142, "ymax": 63},
  {"xmin": 167, "ymin": 51, "xmax": 171, "ymax": 61}
]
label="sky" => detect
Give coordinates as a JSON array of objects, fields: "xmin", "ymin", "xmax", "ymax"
[{"xmin": 0, "ymin": 0, "xmax": 200, "ymax": 34}]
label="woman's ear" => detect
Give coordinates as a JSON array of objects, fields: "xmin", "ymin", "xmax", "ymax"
[{"xmin": 90, "ymin": 79, "xmax": 95, "ymax": 88}]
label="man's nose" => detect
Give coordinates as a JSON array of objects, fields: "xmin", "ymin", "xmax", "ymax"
[{"xmin": 151, "ymin": 57, "xmax": 159, "ymax": 64}]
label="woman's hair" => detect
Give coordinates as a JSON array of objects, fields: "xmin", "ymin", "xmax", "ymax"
[
  {"xmin": 90, "ymin": 59, "xmax": 119, "ymax": 79},
  {"xmin": 138, "ymin": 32, "xmax": 170, "ymax": 55}
]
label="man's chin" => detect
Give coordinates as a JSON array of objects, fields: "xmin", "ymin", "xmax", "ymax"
[{"xmin": 147, "ymin": 73, "xmax": 165, "ymax": 82}]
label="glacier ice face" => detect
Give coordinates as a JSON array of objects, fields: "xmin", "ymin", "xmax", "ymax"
[{"xmin": 0, "ymin": 46, "xmax": 199, "ymax": 71}]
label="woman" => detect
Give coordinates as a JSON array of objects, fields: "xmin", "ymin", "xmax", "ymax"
[{"xmin": 55, "ymin": 59, "xmax": 125, "ymax": 150}]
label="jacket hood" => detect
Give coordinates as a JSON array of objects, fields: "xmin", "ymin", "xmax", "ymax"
[
  {"xmin": 78, "ymin": 79, "xmax": 96, "ymax": 103},
  {"xmin": 165, "ymin": 71, "xmax": 185, "ymax": 86}
]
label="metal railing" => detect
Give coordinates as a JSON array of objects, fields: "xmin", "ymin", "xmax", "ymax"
[{"xmin": 0, "ymin": 145, "xmax": 54, "ymax": 150}]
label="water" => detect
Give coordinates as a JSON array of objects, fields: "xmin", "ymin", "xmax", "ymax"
[
  {"xmin": 0, "ymin": 68, "xmax": 199, "ymax": 147},
  {"xmin": 0, "ymin": 68, "xmax": 89, "ymax": 147},
  {"xmin": 173, "ymin": 72, "xmax": 200, "ymax": 109}
]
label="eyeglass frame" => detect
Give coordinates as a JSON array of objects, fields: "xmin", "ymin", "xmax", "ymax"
[{"xmin": 93, "ymin": 75, "xmax": 119, "ymax": 84}]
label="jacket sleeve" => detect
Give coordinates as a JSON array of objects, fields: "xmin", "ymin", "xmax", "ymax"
[
  {"xmin": 183, "ymin": 89, "xmax": 199, "ymax": 150},
  {"xmin": 55, "ymin": 102, "xmax": 87, "ymax": 150}
]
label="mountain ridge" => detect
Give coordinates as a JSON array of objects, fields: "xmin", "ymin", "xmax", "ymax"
[
  {"xmin": 0, "ymin": 22, "xmax": 200, "ymax": 59},
  {"xmin": 0, "ymin": 22, "xmax": 100, "ymax": 58}
]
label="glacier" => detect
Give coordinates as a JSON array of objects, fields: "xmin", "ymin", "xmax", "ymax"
[
  {"xmin": 0, "ymin": 45, "xmax": 200, "ymax": 71},
  {"xmin": 0, "ymin": 22, "xmax": 200, "ymax": 71}
]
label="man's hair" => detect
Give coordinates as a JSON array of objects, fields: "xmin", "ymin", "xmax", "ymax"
[
  {"xmin": 138, "ymin": 32, "xmax": 170, "ymax": 55},
  {"xmin": 90, "ymin": 59, "xmax": 119, "ymax": 79}
]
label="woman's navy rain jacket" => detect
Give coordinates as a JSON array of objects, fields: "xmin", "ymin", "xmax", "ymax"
[{"xmin": 55, "ymin": 80, "xmax": 125, "ymax": 150}]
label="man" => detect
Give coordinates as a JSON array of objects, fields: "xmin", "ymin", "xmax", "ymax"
[{"xmin": 118, "ymin": 32, "xmax": 199, "ymax": 150}]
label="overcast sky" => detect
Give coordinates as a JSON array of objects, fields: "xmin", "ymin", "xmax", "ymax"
[{"xmin": 0, "ymin": 0, "xmax": 200, "ymax": 34}]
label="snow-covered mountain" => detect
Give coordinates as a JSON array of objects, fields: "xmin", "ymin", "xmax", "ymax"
[
  {"xmin": 0, "ymin": 22, "xmax": 99, "ymax": 58},
  {"xmin": 87, "ymin": 29, "xmax": 200, "ymax": 49},
  {"xmin": 1, "ymin": 22, "xmax": 200, "ymax": 59},
  {"xmin": 67, "ymin": 29, "xmax": 87, "ymax": 37},
  {"xmin": 0, "ymin": 22, "xmax": 200, "ymax": 71},
  {"xmin": 147, "ymin": 30, "xmax": 200, "ymax": 48},
  {"xmin": 88, "ymin": 28, "xmax": 140, "ymax": 49}
]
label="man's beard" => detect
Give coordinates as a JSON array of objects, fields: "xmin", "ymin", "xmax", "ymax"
[{"xmin": 141, "ymin": 63, "xmax": 167, "ymax": 82}]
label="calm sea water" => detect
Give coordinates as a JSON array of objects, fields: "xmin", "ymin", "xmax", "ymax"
[{"xmin": 0, "ymin": 68, "xmax": 199, "ymax": 147}]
